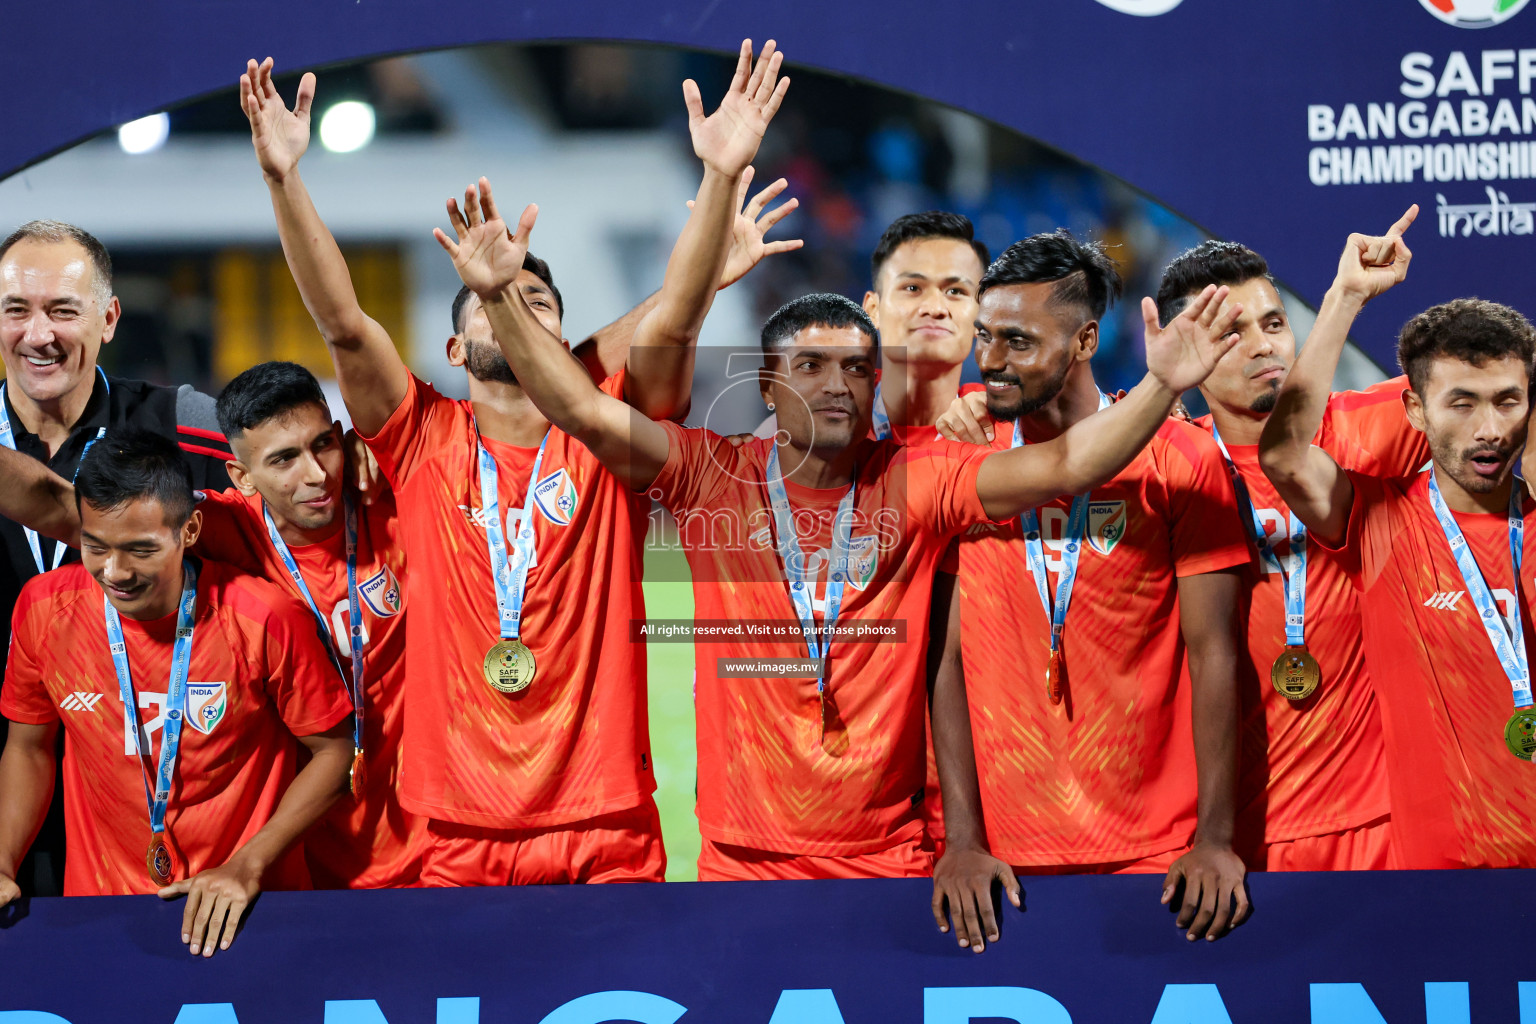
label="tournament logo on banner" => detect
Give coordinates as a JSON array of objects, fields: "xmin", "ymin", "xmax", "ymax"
[
  {"xmin": 1087, "ymin": 500, "xmax": 1127, "ymax": 556},
  {"xmin": 1418, "ymin": 0, "xmax": 1529, "ymax": 27},
  {"xmin": 185, "ymin": 682, "xmax": 227, "ymax": 736},
  {"xmin": 533, "ymin": 468, "xmax": 579, "ymax": 526},
  {"xmin": 359, "ymin": 566, "xmax": 402, "ymax": 617}
]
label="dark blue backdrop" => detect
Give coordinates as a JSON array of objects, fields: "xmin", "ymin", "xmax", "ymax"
[{"xmin": 1, "ymin": 873, "xmax": 1532, "ymax": 1022}]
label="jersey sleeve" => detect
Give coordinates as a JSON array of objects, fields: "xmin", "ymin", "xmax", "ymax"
[
  {"xmin": 1158, "ymin": 422, "xmax": 1254, "ymax": 578},
  {"xmin": 906, "ymin": 441, "xmax": 994, "ymax": 539},
  {"xmin": 174, "ymin": 386, "xmax": 235, "ymax": 489},
  {"xmin": 190, "ymin": 489, "xmax": 264, "ymax": 574},
  {"xmin": 1309, "ymin": 469, "xmax": 1390, "ymax": 586},
  {"xmin": 1318, "ymin": 376, "xmax": 1430, "ymax": 478},
  {"xmin": 258, "ymin": 590, "xmax": 354, "ymax": 737},
  {"xmin": 0, "ymin": 581, "xmax": 60, "ymax": 725},
  {"xmin": 649, "ymin": 422, "xmax": 741, "ymax": 511},
  {"xmin": 356, "ymin": 374, "xmax": 457, "ymax": 487}
]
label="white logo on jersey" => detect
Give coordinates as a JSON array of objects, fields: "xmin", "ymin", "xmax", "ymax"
[
  {"xmin": 1424, "ymin": 590, "xmax": 1467, "ymax": 610},
  {"xmin": 59, "ymin": 691, "xmax": 105, "ymax": 713}
]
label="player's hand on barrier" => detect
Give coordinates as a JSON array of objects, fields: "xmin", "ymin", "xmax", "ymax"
[
  {"xmin": 1333, "ymin": 205, "xmax": 1417, "ymax": 305},
  {"xmin": 690, "ymin": 167, "xmax": 804, "ymax": 291},
  {"xmin": 241, "ymin": 58, "xmax": 314, "ymax": 185},
  {"xmin": 1143, "ymin": 284, "xmax": 1243, "ymax": 396},
  {"xmin": 0, "ymin": 871, "xmax": 20, "ymax": 909},
  {"xmin": 934, "ymin": 390, "xmax": 994, "ymax": 445},
  {"xmin": 1161, "ymin": 841, "xmax": 1250, "ymax": 942},
  {"xmin": 931, "ymin": 845, "xmax": 1022, "ymax": 953},
  {"xmin": 435, "ymin": 178, "xmax": 538, "ymax": 300},
  {"xmin": 684, "ymin": 39, "xmax": 790, "ymax": 180},
  {"xmin": 343, "ymin": 427, "xmax": 386, "ymax": 506},
  {"xmin": 159, "ymin": 854, "xmax": 264, "ymax": 957}
]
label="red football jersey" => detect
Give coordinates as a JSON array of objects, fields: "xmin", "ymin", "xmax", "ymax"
[
  {"xmin": 1194, "ymin": 376, "xmax": 1429, "ymax": 848},
  {"xmin": 650, "ymin": 425, "xmax": 993, "ymax": 856},
  {"xmin": 1, "ymin": 560, "xmax": 352, "ymax": 896},
  {"xmin": 1323, "ymin": 470, "xmax": 1536, "ymax": 868},
  {"xmin": 360, "ymin": 374, "xmax": 654, "ymax": 829},
  {"xmin": 192, "ymin": 487, "xmax": 425, "ymax": 888},
  {"xmin": 954, "ymin": 419, "xmax": 1251, "ymax": 866}
]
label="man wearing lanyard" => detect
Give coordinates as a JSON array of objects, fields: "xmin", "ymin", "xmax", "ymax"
[
  {"xmin": 0, "ymin": 219, "xmax": 233, "ymax": 896},
  {"xmin": 928, "ymin": 232, "xmax": 1251, "ymax": 951},
  {"xmin": 1260, "ymin": 232, "xmax": 1536, "ymax": 867},
  {"xmin": 241, "ymin": 43, "xmax": 792, "ymax": 883},
  {"xmin": 433, "ymin": 176, "xmax": 1245, "ymax": 881},
  {"xmin": 0, "ymin": 430, "xmax": 352, "ymax": 956},
  {"xmin": 1154, "ymin": 215, "xmax": 1429, "ymax": 873}
]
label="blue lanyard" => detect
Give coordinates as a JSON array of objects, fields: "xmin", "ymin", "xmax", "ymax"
[
  {"xmin": 1212, "ymin": 428, "xmax": 1308, "ymax": 647},
  {"xmin": 765, "ymin": 444, "xmax": 856, "ymax": 692},
  {"xmin": 0, "ymin": 368, "xmax": 110, "ymax": 573},
  {"xmin": 477, "ymin": 425, "xmax": 548, "ymax": 642},
  {"xmin": 262, "ymin": 497, "xmax": 365, "ymax": 752},
  {"xmin": 1427, "ymin": 471, "xmax": 1529, "ymax": 708},
  {"xmin": 1012, "ymin": 392, "xmax": 1110, "ymax": 658},
  {"xmin": 107, "ymin": 559, "xmax": 197, "ymax": 837},
  {"xmin": 871, "ymin": 382, "xmax": 891, "ymax": 440}
]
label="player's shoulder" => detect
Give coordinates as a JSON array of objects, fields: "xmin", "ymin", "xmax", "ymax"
[
  {"xmin": 1326, "ymin": 375, "xmax": 1410, "ymax": 416},
  {"xmin": 198, "ymin": 558, "xmax": 313, "ymax": 630},
  {"xmin": 194, "ymin": 486, "xmax": 260, "ymax": 520},
  {"xmin": 1152, "ymin": 417, "xmax": 1224, "ymax": 470},
  {"xmin": 15, "ymin": 563, "xmax": 96, "ymax": 620}
]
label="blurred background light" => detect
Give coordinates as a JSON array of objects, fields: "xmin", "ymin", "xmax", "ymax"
[
  {"xmin": 117, "ymin": 113, "xmax": 170, "ymax": 155},
  {"xmin": 319, "ymin": 101, "xmax": 376, "ymax": 153}
]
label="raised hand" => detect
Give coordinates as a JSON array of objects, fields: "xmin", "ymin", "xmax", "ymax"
[
  {"xmin": 684, "ymin": 39, "xmax": 790, "ymax": 179},
  {"xmin": 688, "ymin": 166, "xmax": 803, "ymax": 289},
  {"xmin": 432, "ymin": 178, "xmax": 538, "ymax": 299},
  {"xmin": 1334, "ymin": 205, "xmax": 1417, "ymax": 305},
  {"xmin": 241, "ymin": 58, "xmax": 315, "ymax": 184},
  {"xmin": 1142, "ymin": 284, "xmax": 1243, "ymax": 395}
]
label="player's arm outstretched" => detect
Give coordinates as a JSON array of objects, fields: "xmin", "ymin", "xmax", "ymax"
[
  {"xmin": 435, "ymin": 179, "xmax": 672, "ymax": 490},
  {"xmin": 0, "ymin": 720, "xmax": 60, "ymax": 909},
  {"xmin": 241, "ymin": 58, "xmax": 409, "ymax": 437},
  {"xmin": 973, "ymin": 285, "xmax": 1243, "ymax": 517},
  {"xmin": 0, "ymin": 447, "xmax": 79, "ymax": 547},
  {"xmin": 1259, "ymin": 207, "xmax": 1416, "ymax": 545}
]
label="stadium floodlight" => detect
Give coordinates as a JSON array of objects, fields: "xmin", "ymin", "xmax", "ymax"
[
  {"xmin": 117, "ymin": 113, "xmax": 170, "ymax": 155},
  {"xmin": 319, "ymin": 101, "xmax": 376, "ymax": 154}
]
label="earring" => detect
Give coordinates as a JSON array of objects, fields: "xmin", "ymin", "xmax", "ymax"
[{"xmin": 767, "ymin": 402, "xmax": 775, "ymax": 411}]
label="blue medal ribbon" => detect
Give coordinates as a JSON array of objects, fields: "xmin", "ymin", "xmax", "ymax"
[
  {"xmin": 262, "ymin": 497, "xmax": 365, "ymax": 754},
  {"xmin": 1212, "ymin": 428, "xmax": 1308, "ymax": 647},
  {"xmin": 107, "ymin": 559, "xmax": 197, "ymax": 839},
  {"xmin": 0, "ymin": 367, "xmax": 110, "ymax": 573},
  {"xmin": 871, "ymin": 381, "xmax": 891, "ymax": 440},
  {"xmin": 1427, "ymin": 470, "xmax": 1529, "ymax": 709},
  {"xmin": 765, "ymin": 444, "xmax": 856, "ymax": 692},
  {"xmin": 477, "ymin": 425, "xmax": 548, "ymax": 643}
]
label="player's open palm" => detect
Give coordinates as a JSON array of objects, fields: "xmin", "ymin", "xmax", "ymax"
[
  {"xmin": 434, "ymin": 177, "xmax": 538, "ymax": 299},
  {"xmin": 685, "ymin": 39, "xmax": 790, "ymax": 178},
  {"xmin": 1334, "ymin": 205, "xmax": 1417, "ymax": 304},
  {"xmin": 691, "ymin": 167, "xmax": 803, "ymax": 289},
  {"xmin": 1143, "ymin": 284, "xmax": 1243, "ymax": 395},
  {"xmin": 241, "ymin": 58, "xmax": 313, "ymax": 184}
]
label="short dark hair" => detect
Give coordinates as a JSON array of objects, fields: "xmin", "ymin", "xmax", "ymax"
[
  {"xmin": 869, "ymin": 212, "xmax": 990, "ymax": 289},
  {"xmin": 0, "ymin": 219, "xmax": 113, "ymax": 306},
  {"xmin": 1156, "ymin": 240, "xmax": 1275, "ymax": 327},
  {"xmin": 1397, "ymin": 298, "xmax": 1536, "ymax": 395},
  {"xmin": 216, "ymin": 361, "xmax": 330, "ymax": 439},
  {"xmin": 761, "ymin": 293, "xmax": 879, "ymax": 354},
  {"xmin": 979, "ymin": 230, "xmax": 1123, "ymax": 323},
  {"xmin": 452, "ymin": 251, "xmax": 564, "ymax": 334},
  {"xmin": 75, "ymin": 428, "xmax": 194, "ymax": 527}
]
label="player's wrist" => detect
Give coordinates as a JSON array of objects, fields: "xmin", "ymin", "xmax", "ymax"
[{"xmin": 1321, "ymin": 281, "xmax": 1370, "ymax": 314}]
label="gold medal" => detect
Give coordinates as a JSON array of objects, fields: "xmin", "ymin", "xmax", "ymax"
[
  {"xmin": 1046, "ymin": 647, "xmax": 1067, "ymax": 707},
  {"xmin": 1505, "ymin": 709, "xmax": 1536, "ymax": 761},
  {"xmin": 349, "ymin": 747, "xmax": 366, "ymax": 799},
  {"xmin": 484, "ymin": 638, "xmax": 536, "ymax": 694},
  {"xmin": 146, "ymin": 835, "xmax": 173, "ymax": 887},
  {"xmin": 1271, "ymin": 645, "xmax": 1322, "ymax": 701}
]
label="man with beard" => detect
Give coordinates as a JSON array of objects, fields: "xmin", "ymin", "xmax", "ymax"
[
  {"xmin": 929, "ymin": 231, "xmax": 1251, "ymax": 952},
  {"xmin": 1260, "ymin": 225, "xmax": 1536, "ymax": 868},
  {"xmin": 1155, "ymin": 213, "xmax": 1428, "ymax": 872}
]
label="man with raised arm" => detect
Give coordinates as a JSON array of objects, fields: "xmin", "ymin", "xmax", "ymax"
[
  {"xmin": 1259, "ymin": 212, "xmax": 1536, "ymax": 868},
  {"xmin": 242, "ymin": 43, "xmax": 789, "ymax": 884},
  {"xmin": 434, "ymin": 177, "xmax": 1242, "ymax": 880}
]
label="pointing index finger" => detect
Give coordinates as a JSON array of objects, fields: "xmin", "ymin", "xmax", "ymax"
[{"xmin": 1386, "ymin": 204, "xmax": 1419, "ymax": 239}]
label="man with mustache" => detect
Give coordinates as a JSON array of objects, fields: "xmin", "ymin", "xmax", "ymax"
[
  {"xmin": 929, "ymin": 231, "xmax": 1251, "ymax": 952},
  {"xmin": 1260, "ymin": 227, "xmax": 1536, "ymax": 868}
]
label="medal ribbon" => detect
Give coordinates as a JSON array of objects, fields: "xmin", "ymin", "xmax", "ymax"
[
  {"xmin": 262, "ymin": 497, "xmax": 365, "ymax": 754},
  {"xmin": 1012, "ymin": 392, "xmax": 1111, "ymax": 662},
  {"xmin": 1427, "ymin": 470, "xmax": 1530, "ymax": 709},
  {"xmin": 765, "ymin": 444, "xmax": 856, "ymax": 692},
  {"xmin": 0, "ymin": 368, "xmax": 111, "ymax": 574},
  {"xmin": 871, "ymin": 381, "xmax": 891, "ymax": 440},
  {"xmin": 476, "ymin": 425, "xmax": 549, "ymax": 643},
  {"xmin": 1212, "ymin": 428, "xmax": 1308, "ymax": 647},
  {"xmin": 107, "ymin": 559, "xmax": 197, "ymax": 838}
]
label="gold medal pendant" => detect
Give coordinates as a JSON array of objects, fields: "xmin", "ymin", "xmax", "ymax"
[
  {"xmin": 146, "ymin": 835, "xmax": 173, "ymax": 887},
  {"xmin": 1271, "ymin": 645, "xmax": 1322, "ymax": 701},
  {"xmin": 1045, "ymin": 647, "xmax": 1067, "ymax": 707},
  {"xmin": 349, "ymin": 747, "xmax": 366, "ymax": 799},
  {"xmin": 484, "ymin": 639, "xmax": 537, "ymax": 694},
  {"xmin": 1505, "ymin": 709, "xmax": 1536, "ymax": 761}
]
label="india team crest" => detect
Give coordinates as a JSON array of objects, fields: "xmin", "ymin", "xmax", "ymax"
[
  {"xmin": 842, "ymin": 535, "xmax": 880, "ymax": 591},
  {"xmin": 185, "ymin": 682, "xmax": 227, "ymax": 736},
  {"xmin": 359, "ymin": 566, "xmax": 402, "ymax": 617},
  {"xmin": 1086, "ymin": 500, "xmax": 1128, "ymax": 556},
  {"xmin": 532, "ymin": 468, "xmax": 579, "ymax": 526}
]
